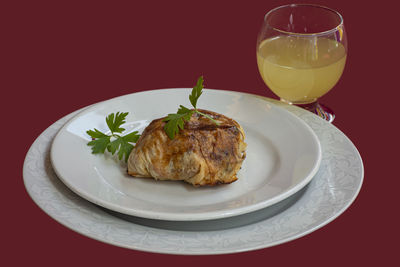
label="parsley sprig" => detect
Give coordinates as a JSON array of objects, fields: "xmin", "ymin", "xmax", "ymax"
[
  {"xmin": 86, "ymin": 112, "xmax": 140, "ymax": 162},
  {"xmin": 163, "ymin": 76, "xmax": 219, "ymax": 139}
]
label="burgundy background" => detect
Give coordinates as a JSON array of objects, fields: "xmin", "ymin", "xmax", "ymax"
[{"xmin": 3, "ymin": 0, "xmax": 398, "ymax": 265}]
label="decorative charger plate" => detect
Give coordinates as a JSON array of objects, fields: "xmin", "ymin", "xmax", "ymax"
[{"xmin": 23, "ymin": 91, "xmax": 363, "ymax": 255}]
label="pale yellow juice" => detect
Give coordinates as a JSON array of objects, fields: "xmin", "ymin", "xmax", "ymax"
[{"xmin": 257, "ymin": 36, "xmax": 346, "ymax": 104}]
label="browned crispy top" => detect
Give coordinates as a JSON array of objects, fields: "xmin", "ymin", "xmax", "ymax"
[{"xmin": 128, "ymin": 109, "xmax": 246, "ymax": 186}]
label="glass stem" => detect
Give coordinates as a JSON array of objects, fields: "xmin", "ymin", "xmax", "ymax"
[{"xmin": 297, "ymin": 101, "xmax": 335, "ymax": 122}]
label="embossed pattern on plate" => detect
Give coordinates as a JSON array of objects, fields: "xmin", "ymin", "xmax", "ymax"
[{"xmin": 23, "ymin": 92, "xmax": 363, "ymax": 255}]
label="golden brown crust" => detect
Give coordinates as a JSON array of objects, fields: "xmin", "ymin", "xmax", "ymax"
[{"xmin": 127, "ymin": 109, "xmax": 246, "ymax": 186}]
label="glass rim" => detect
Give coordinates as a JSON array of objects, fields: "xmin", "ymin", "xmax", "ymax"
[{"xmin": 264, "ymin": 3, "xmax": 344, "ymax": 36}]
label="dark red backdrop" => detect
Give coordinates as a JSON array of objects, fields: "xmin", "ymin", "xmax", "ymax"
[{"xmin": 3, "ymin": 0, "xmax": 397, "ymax": 266}]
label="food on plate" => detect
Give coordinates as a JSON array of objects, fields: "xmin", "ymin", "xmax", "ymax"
[
  {"xmin": 127, "ymin": 109, "xmax": 246, "ymax": 186},
  {"xmin": 86, "ymin": 112, "xmax": 140, "ymax": 162},
  {"xmin": 86, "ymin": 76, "xmax": 247, "ymax": 187}
]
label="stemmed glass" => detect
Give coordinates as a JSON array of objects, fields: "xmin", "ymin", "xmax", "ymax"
[{"xmin": 256, "ymin": 4, "xmax": 347, "ymax": 122}]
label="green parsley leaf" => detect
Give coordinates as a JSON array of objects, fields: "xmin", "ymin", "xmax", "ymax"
[
  {"xmin": 177, "ymin": 105, "xmax": 193, "ymax": 116},
  {"xmin": 87, "ymin": 128, "xmax": 109, "ymax": 139},
  {"xmin": 87, "ymin": 136, "xmax": 111, "ymax": 154},
  {"xmin": 189, "ymin": 76, "xmax": 204, "ymax": 109},
  {"xmin": 116, "ymin": 139, "xmax": 134, "ymax": 161},
  {"xmin": 107, "ymin": 136, "xmax": 135, "ymax": 161},
  {"xmin": 164, "ymin": 106, "xmax": 194, "ymax": 139},
  {"xmin": 106, "ymin": 112, "xmax": 128, "ymax": 134},
  {"xmin": 107, "ymin": 137, "xmax": 122, "ymax": 155},
  {"xmin": 86, "ymin": 112, "xmax": 141, "ymax": 162}
]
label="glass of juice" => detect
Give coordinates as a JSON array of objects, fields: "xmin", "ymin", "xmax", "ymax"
[{"xmin": 256, "ymin": 4, "xmax": 347, "ymax": 122}]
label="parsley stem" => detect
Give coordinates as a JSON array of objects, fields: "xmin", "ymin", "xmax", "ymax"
[{"xmin": 195, "ymin": 110, "xmax": 220, "ymax": 125}]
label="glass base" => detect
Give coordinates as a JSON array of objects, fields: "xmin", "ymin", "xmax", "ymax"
[{"xmin": 295, "ymin": 101, "xmax": 335, "ymax": 122}]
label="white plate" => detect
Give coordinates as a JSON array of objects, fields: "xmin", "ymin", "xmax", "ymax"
[
  {"xmin": 23, "ymin": 97, "xmax": 363, "ymax": 254},
  {"xmin": 50, "ymin": 89, "xmax": 321, "ymax": 221}
]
